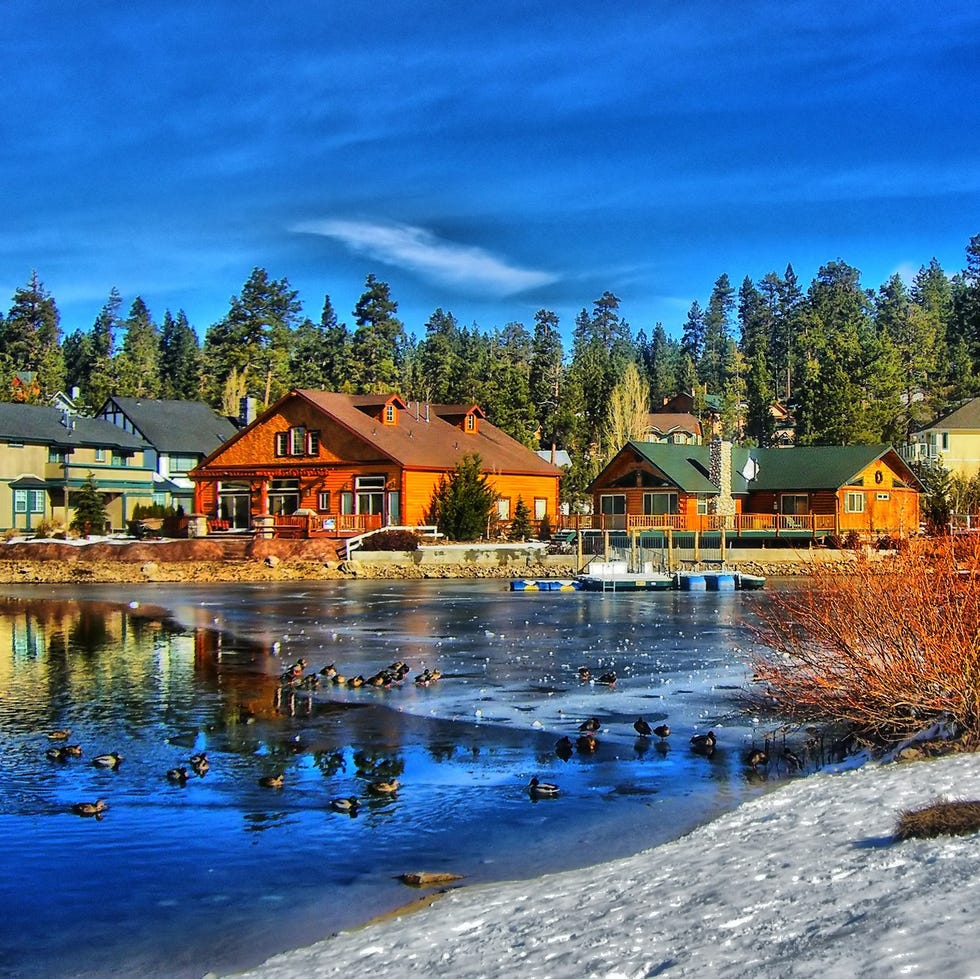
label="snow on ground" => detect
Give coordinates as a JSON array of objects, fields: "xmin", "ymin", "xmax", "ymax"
[{"xmin": 224, "ymin": 751, "xmax": 980, "ymax": 979}]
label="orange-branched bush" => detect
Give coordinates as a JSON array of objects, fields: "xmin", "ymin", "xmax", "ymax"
[{"xmin": 747, "ymin": 537, "xmax": 980, "ymax": 745}]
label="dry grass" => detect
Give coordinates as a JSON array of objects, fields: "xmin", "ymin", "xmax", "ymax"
[
  {"xmin": 747, "ymin": 537, "xmax": 980, "ymax": 746},
  {"xmin": 895, "ymin": 799, "xmax": 980, "ymax": 840}
]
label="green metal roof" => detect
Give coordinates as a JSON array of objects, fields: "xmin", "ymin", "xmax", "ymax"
[{"xmin": 597, "ymin": 442, "xmax": 923, "ymax": 494}]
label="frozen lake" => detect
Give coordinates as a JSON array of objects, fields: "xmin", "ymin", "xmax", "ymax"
[{"xmin": 0, "ymin": 579, "xmax": 790, "ymax": 977}]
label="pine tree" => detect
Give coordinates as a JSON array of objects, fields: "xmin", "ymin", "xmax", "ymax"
[
  {"xmin": 290, "ymin": 295, "xmax": 352, "ymax": 391},
  {"xmin": 351, "ymin": 274, "xmax": 406, "ymax": 393},
  {"xmin": 1, "ymin": 271, "xmax": 64, "ymax": 401},
  {"xmin": 509, "ymin": 496, "xmax": 532, "ymax": 540},
  {"xmin": 159, "ymin": 310, "xmax": 201, "ymax": 400},
  {"xmin": 114, "ymin": 297, "xmax": 161, "ymax": 398},
  {"xmin": 70, "ymin": 474, "xmax": 109, "ymax": 536},
  {"xmin": 426, "ymin": 454, "xmax": 498, "ymax": 542},
  {"xmin": 700, "ymin": 273, "xmax": 734, "ymax": 392}
]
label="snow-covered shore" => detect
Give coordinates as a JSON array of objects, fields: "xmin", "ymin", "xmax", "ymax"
[{"xmin": 224, "ymin": 751, "xmax": 980, "ymax": 978}]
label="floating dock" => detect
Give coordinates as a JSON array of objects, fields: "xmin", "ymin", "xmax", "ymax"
[{"xmin": 510, "ymin": 567, "xmax": 764, "ymax": 592}]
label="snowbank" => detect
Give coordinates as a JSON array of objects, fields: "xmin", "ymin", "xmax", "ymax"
[{"xmin": 226, "ymin": 752, "xmax": 980, "ymax": 978}]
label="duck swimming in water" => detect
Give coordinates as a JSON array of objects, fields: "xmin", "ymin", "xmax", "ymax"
[
  {"xmin": 71, "ymin": 799, "xmax": 108, "ymax": 818},
  {"xmin": 555, "ymin": 736, "xmax": 574, "ymax": 760},
  {"xmin": 330, "ymin": 796, "xmax": 360, "ymax": 814},
  {"xmin": 92, "ymin": 752, "xmax": 123, "ymax": 769},
  {"xmin": 47, "ymin": 728, "xmax": 71, "ymax": 741},
  {"xmin": 528, "ymin": 776, "xmax": 560, "ymax": 798},
  {"xmin": 368, "ymin": 779, "xmax": 400, "ymax": 796},
  {"xmin": 596, "ymin": 672, "xmax": 616, "ymax": 686},
  {"xmin": 189, "ymin": 753, "xmax": 210, "ymax": 776},
  {"xmin": 258, "ymin": 773, "xmax": 285, "ymax": 789},
  {"xmin": 746, "ymin": 748, "xmax": 769, "ymax": 770},
  {"xmin": 167, "ymin": 767, "xmax": 190, "ymax": 785}
]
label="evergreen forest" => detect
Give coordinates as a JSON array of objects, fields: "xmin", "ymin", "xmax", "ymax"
[{"xmin": 3, "ymin": 233, "xmax": 980, "ymax": 504}]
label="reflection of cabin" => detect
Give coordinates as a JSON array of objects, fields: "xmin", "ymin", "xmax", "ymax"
[
  {"xmin": 190, "ymin": 390, "xmax": 562, "ymax": 538},
  {"xmin": 586, "ymin": 440, "xmax": 922, "ymax": 539},
  {"xmin": 0, "ymin": 402, "xmax": 155, "ymax": 532}
]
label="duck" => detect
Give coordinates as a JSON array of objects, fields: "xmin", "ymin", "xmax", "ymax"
[
  {"xmin": 189, "ymin": 753, "xmax": 210, "ymax": 776},
  {"xmin": 346, "ymin": 674, "xmax": 365, "ymax": 688},
  {"xmin": 258, "ymin": 773, "xmax": 285, "ymax": 789},
  {"xmin": 555, "ymin": 736, "xmax": 574, "ymax": 760},
  {"xmin": 71, "ymin": 799, "xmax": 108, "ymax": 817},
  {"xmin": 47, "ymin": 728, "xmax": 71, "ymax": 741},
  {"xmin": 746, "ymin": 748, "xmax": 769, "ymax": 770},
  {"xmin": 62, "ymin": 743, "xmax": 83, "ymax": 758},
  {"xmin": 653, "ymin": 724, "xmax": 671, "ymax": 741},
  {"xmin": 577, "ymin": 666, "xmax": 591, "ymax": 682},
  {"xmin": 167, "ymin": 766, "xmax": 190, "ymax": 784},
  {"xmin": 527, "ymin": 776, "xmax": 560, "ymax": 798},
  {"xmin": 330, "ymin": 796, "xmax": 360, "ymax": 814},
  {"xmin": 368, "ymin": 779, "xmax": 400, "ymax": 796},
  {"xmin": 319, "ymin": 663, "xmax": 337, "ymax": 678},
  {"xmin": 331, "ymin": 674, "xmax": 347, "ymax": 686},
  {"xmin": 299, "ymin": 673, "xmax": 320, "ymax": 690},
  {"xmin": 596, "ymin": 672, "xmax": 617, "ymax": 685},
  {"xmin": 690, "ymin": 731, "xmax": 717, "ymax": 755},
  {"xmin": 92, "ymin": 752, "xmax": 123, "ymax": 769},
  {"xmin": 576, "ymin": 733, "xmax": 599, "ymax": 754},
  {"xmin": 578, "ymin": 717, "xmax": 601, "ymax": 733},
  {"xmin": 46, "ymin": 746, "xmax": 69, "ymax": 762},
  {"xmin": 633, "ymin": 717, "xmax": 653, "ymax": 737}
]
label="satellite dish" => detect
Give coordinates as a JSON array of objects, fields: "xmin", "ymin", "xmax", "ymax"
[{"xmin": 741, "ymin": 456, "xmax": 759, "ymax": 481}]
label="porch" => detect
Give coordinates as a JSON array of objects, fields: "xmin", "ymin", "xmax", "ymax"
[{"xmin": 559, "ymin": 512, "xmax": 840, "ymax": 537}]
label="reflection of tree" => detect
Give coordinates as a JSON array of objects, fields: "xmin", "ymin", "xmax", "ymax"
[
  {"xmin": 353, "ymin": 749, "xmax": 404, "ymax": 781},
  {"xmin": 68, "ymin": 608, "xmax": 110, "ymax": 654},
  {"xmin": 426, "ymin": 741, "xmax": 456, "ymax": 763},
  {"xmin": 314, "ymin": 750, "xmax": 347, "ymax": 777}
]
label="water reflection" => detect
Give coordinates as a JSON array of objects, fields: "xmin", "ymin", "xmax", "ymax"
[{"xmin": 0, "ymin": 582, "xmax": 791, "ymax": 979}]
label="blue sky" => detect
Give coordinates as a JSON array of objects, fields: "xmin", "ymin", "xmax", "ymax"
[{"xmin": 3, "ymin": 2, "xmax": 979, "ymax": 343}]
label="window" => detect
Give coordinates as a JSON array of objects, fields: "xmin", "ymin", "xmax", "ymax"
[
  {"xmin": 876, "ymin": 492, "xmax": 890, "ymax": 501},
  {"xmin": 643, "ymin": 492, "xmax": 678, "ymax": 516},
  {"xmin": 276, "ymin": 427, "xmax": 319, "ymax": 457},
  {"xmin": 112, "ymin": 452, "xmax": 129, "ymax": 467},
  {"xmin": 600, "ymin": 495, "xmax": 626, "ymax": 515},
  {"xmin": 95, "ymin": 448, "xmax": 106, "ymax": 462},
  {"xmin": 14, "ymin": 490, "xmax": 44, "ymax": 514},
  {"xmin": 48, "ymin": 448, "xmax": 67, "ymax": 464},
  {"xmin": 340, "ymin": 491, "xmax": 354, "ymax": 515},
  {"xmin": 8, "ymin": 441, "xmax": 23, "ymax": 449},
  {"xmin": 534, "ymin": 498, "xmax": 547, "ymax": 520},
  {"xmin": 696, "ymin": 494, "xmax": 709, "ymax": 515},
  {"xmin": 497, "ymin": 498, "xmax": 511, "ymax": 520},
  {"xmin": 781, "ymin": 494, "xmax": 808, "ymax": 516},
  {"xmin": 152, "ymin": 492, "xmax": 166, "ymax": 507},
  {"xmin": 268, "ymin": 479, "xmax": 300, "ymax": 516},
  {"xmin": 384, "ymin": 403, "xmax": 396, "ymax": 424},
  {"xmin": 845, "ymin": 492, "xmax": 865, "ymax": 513},
  {"xmin": 169, "ymin": 454, "xmax": 198, "ymax": 473},
  {"xmin": 317, "ymin": 491, "xmax": 331, "ymax": 512},
  {"xmin": 465, "ymin": 413, "xmax": 476, "ymax": 432},
  {"xmin": 941, "ymin": 432, "xmax": 950, "ymax": 451}
]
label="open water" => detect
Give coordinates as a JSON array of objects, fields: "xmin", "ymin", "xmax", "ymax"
[{"xmin": 0, "ymin": 579, "xmax": 790, "ymax": 977}]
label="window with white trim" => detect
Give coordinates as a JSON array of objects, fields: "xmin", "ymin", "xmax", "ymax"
[
  {"xmin": 317, "ymin": 491, "xmax": 331, "ymax": 512},
  {"xmin": 643, "ymin": 492, "xmax": 678, "ymax": 515},
  {"xmin": 845, "ymin": 492, "xmax": 865, "ymax": 513},
  {"xmin": 534, "ymin": 498, "xmax": 547, "ymax": 520},
  {"xmin": 497, "ymin": 498, "xmax": 511, "ymax": 520}
]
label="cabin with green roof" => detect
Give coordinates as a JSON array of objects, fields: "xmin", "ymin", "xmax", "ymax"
[{"xmin": 588, "ymin": 440, "xmax": 922, "ymax": 539}]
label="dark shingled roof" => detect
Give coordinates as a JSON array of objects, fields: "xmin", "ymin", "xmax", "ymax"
[
  {"xmin": 0, "ymin": 403, "xmax": 147, "ymax": 450},
  {"xmin": 915, "ymin": 397, "xmax": 980, "ymax": 433},
  {"xmin": 99, "ymin": 397, "xmax": 238, "ymax": 454}
]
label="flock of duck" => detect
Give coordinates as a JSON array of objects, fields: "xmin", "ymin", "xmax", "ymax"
[{"xmin": 50, "ymin": 653, "xmax": 795, "ymax": 819}]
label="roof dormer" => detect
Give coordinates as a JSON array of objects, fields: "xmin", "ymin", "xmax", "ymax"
[{"xmin": 431, "ymin": 403, "xmax": 486, "ymax": 434}]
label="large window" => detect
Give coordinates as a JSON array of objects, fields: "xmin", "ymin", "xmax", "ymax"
[
  {"xmin": 845, "ymin": 492, "xmax": 865, "ymax": 514},
  {"xmin": 643, "ymin": 492, "xmax": 678, "ymax": 515},
  {"xmin": 781, "ymin": 494, "xmax": 808, "ymax": 516},
  {"xmin": 355, "ymin": 475, "xmax": 386, "ymax": 516},
  {"xmin": 534, "ymin": 498, "xmax": 547, "ymax": 520},
  {"xmin": 268, "ymin": 479, "xmax": 300, "ymax": 515}
]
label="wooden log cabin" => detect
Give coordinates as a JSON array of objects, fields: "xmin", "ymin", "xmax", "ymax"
[
  {"xmin": 189, "ymin": 390, "xmax": 562, "ymax": 538},
  {"xmin": 587, "ymin": 440, "xmax": 923, "ymax": 540}
]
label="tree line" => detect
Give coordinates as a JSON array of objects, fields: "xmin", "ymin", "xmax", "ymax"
[{"xmin": 2, "ymin": 233, "xmax": 980, "ymax": 503}]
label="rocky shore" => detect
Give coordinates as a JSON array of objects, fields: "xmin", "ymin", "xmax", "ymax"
[{"xmin": 0, "ymin": 537, "xmax": 854, "ymax": 584}]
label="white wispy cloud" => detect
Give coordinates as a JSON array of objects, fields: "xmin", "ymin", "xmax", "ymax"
[{"xmin": 294, "ymin": 219, "xmax": 557, "ymax": 295}]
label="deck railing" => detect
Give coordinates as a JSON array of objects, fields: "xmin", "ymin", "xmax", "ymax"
[{"xmin": 558, "ymin": 512, "xmax": 838, "ymax": 535}]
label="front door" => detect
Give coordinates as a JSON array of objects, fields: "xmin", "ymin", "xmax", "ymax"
[{"xmin": 219, "ymin": 482, "xmax": 251, "ymax": 529}]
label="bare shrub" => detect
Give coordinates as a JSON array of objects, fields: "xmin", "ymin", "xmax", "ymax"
[
  {"xmin": 895, "ymin": 799, "xmax": 980, "ymax": 840},
  {"xmin": 747, "ymin": 537, "xmax": 980, "ymax": 746}
]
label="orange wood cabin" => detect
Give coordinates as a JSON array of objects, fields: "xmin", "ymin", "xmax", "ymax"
[
  {"xmin": 189, "ymin": 390, "xmax": 562, "ymax": 538},
  {"xmin": 586, "ymin": 441, "xmax": 922, "ymax": 539}
]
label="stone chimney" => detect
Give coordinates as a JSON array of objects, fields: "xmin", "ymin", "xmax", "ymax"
[{"xmin": 709, "ymin": 438, "xmax": 735, "ymax": 516}]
